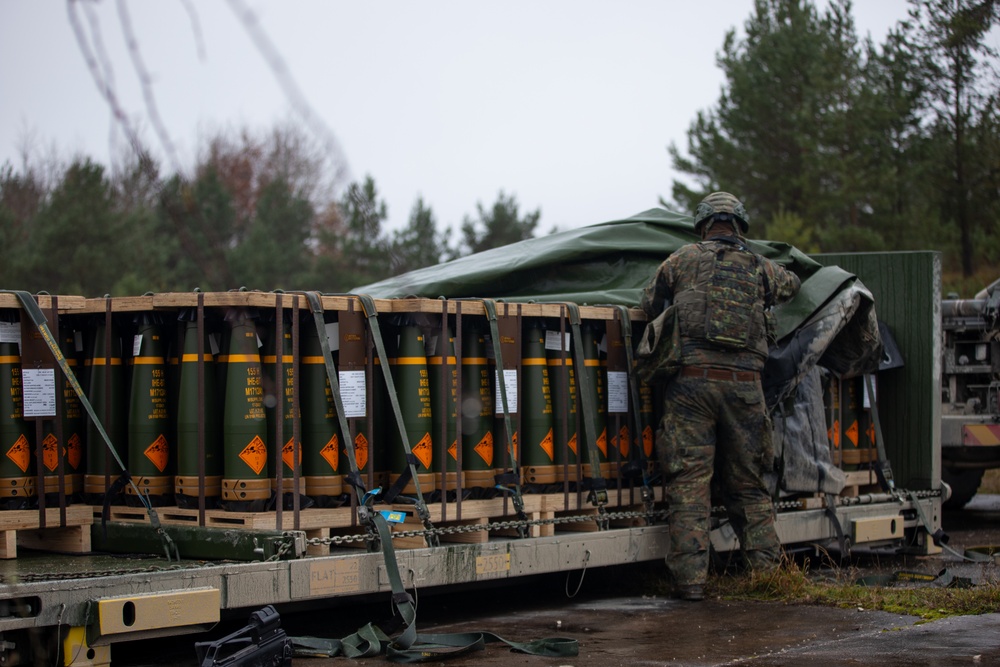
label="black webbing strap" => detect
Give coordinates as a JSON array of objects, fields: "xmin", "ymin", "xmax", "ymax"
[
  {"xmin": 823, "ymin": 493, "xmax": 850, "ymax": 556},
  {"xmin": 565, "ymin": 304, "xmax": 608, "ymax": 521},
  {"xmin": 3, "ymin": 290, "xmax": 178, "ymax": 560},
  {"xmin": 905, "ymin": 489, "xmax": 970, "ymax": 560},
  {"xmin": 864, "ymin": 373, "xmax": 895, "ymax": 493},
  {"xmin": 613, "ymin": 305, "xmax": 655, "ymax": 516},
  {"xmin": 299, "ymin": 292, "xmax": 376, "ymax": 535},
  {"xmin": 291, "ymin": 513, "xmax": 578, "ymax": 662},
  {"xmin": 355, "ymin": 294, "xmax": 438, "ymax": 547},
  {"xmin": 480, "ymin": 300, "xmax": 529, "ymax": 534}
]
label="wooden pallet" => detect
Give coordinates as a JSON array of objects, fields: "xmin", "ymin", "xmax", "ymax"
[
  {"xmin": 840, "ymin": 469, "xmax": 882, "ymax": 497},
  {"xmin": 0, "ymin": 506, "xmax": 93, "ymax": 559},
  {"xmin": 97, "ymin": 504, "xmax": 366, "ymax": 530},
  {"xmin": 93, "ymin": 490, "xmax": 663, "ymax": 554}
]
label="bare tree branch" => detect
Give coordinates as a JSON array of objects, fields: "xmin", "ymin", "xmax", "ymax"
[
  {"xmin": 81, "ymin": 0, "xmax": 122, "ymax": 158},
  {"xmin": 66, "ymin": 0, "xmax": 144, "ymax": 158},
  {"xmin": 116, "ymin": 0, "xmax": 182, "ymax": 173},
  {"xmin": 179, "ymin": 0, "xmax": 207, "ymax": 62},
  {"xmin": 225, "ymin": 0, "xmax": 350, "ymax": 188}
]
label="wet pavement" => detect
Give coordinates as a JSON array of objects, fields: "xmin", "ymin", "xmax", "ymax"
[
  {"xmin": 283, "ymin": 495, "xmax": 1000, "ymax": 667},
  {"xmin": 116, "ymin": 496, "xmax": 1000, "ymax": 666},
  {"xmin": 380, "ymin": 596, "xmax": 1000, "ymax": 667}
]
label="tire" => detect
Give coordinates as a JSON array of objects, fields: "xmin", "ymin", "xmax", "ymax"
[{"xmin": 942, "ymin": 467, "xmax": 984, "ymax": 510}]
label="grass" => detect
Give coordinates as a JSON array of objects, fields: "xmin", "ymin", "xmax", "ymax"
[{"xmin": 649, "ymin": 556, "xmax": 1000, "ymax": 621}]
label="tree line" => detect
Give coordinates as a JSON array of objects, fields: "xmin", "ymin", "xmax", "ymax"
[
  {"xmin": 2, "ymin": 0, "xmax": 998, "ymax": 297},
  {"xmin": 668, "ymin": 0, "xmax": 1000, "ymax": 290},
  {"xmin": 0, "ymin": 125, "xmax": 542, "ymax": 297}
]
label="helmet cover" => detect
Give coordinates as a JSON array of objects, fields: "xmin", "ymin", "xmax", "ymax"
[{"xmin": 693, "ymin": 192, "xmax": 749, "ymax": 234}]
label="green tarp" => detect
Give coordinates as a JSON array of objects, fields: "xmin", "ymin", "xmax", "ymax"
[
  {"xmin": 355, "ymin": 207, "xmax": 883, "ymax": 495},
  {"xmin": 355, "ymin": 207, "xmax": 858, "ymax": 340}
]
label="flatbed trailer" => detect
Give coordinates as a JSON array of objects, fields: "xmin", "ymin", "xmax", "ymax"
[{"xmin": 0, "ymin": 250, "xmax": 944, "ymax": 665}]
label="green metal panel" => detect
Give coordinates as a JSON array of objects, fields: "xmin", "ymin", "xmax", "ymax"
[{"xmin": 812, "ymin": 252, "xmax": 941, "ymax": 490}]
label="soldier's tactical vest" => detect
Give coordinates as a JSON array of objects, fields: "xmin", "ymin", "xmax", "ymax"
[{"xmin": 674, "ymin": 240, "xmax": 770, "ymax": 360}]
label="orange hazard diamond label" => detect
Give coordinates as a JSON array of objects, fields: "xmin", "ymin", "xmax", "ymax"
[
  {"xmin": 642, "ymin": 425, "xmax": 654, "ymax": 458},
  {"xmin": 474, "ymin": 431, "xmax": 493, "ymax": 466},
  {"xmin": 597, "ymin": 428, "xmax": 608, "ymax": 458},
  {"xmin": 865, "ymin": 421, "xmax": 875, "ymax": 446},
  {"xmin": 67, "ymin": 433, "xmax": 82, "ymax": 470},
  {"xmin": 42, "ymin": 432, "xmax": 61, "ymax": 472},
  {"xmin": 412, "ymin": 432, "xmax": 433, "ymax": 470},
  {"xmin": 320, "ymin": 434, "xmax": 340, "ymax": 472},
  {"xmin": 238, "ymin": 436, "xmax": 268, "ymax": 476},
  {"xmin": 6, "ymin": 434, "xmax": 31, "ymax": 473},
  {"xmin": 144, "ymin": 434, "xmax": 170, "ymax": 473},
  {"xmin": 617, "ymin": 426, "xmax": 630, "ymax": 457},
  {"xmin": 448, "ymin": 440, "xmax": 458, "ymax": 461},
  {"xmin": 281, "ymin": 438, "xmax": 301, "ymax": 471},
  {"xmin": 353, "ymin": 433, "xmax": 369, "ymax": 470},
  {"xmin": 567, "ymin": 433, "xmax": 578, "ymax": 456},
  {"xmin": 845, "ymin": 420, "xmax": 859, "ymax": 447},
  {"xmin": 828, "ymin": 420, "xmax": 841, "ymax": 448},
  {"xmin": 539, "ymin": 428, "xmax": 554, "ymax": 462}
]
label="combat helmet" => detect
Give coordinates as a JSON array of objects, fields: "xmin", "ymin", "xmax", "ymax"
[{"xmin": 693, "ymin": 191, "xmax": 749, "ymax": 235}]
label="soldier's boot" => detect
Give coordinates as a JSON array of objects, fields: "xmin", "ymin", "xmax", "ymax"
[{"xmin": 675, "ymin": 584, "xmax": 705, "ymax": 601}]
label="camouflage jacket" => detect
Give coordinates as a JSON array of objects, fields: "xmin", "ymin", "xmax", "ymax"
[{"xmin": 640, "ymin": 237, "xmax": 800, "ymax": 372}]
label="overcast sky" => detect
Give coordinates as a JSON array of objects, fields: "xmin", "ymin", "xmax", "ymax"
[{"xmin": 1, "ymin": 1, "xmax": 913, "ymax": 235}]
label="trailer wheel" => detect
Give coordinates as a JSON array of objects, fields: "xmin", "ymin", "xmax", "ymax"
[{"xmin": 942, "ymin": 468, "xmax": 984, "ymax": 510}]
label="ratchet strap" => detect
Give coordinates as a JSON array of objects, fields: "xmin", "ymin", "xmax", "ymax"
[
  {"xmin": 291, "ymin": 511, "xmax": 578, "ymax": 661},
  {"xmin": 864, "ymin": 373, "xmax": 894, "ymax": 493},
  {"xmin": 355, "ymin": 294, "xmax": 438, "ymax": 546},
  {"xmin": 565, "ymin": 304, "xmax": 608, "ymax": 523},
  {"xmin": 3, "ymin": 290, "xmax": 178, "ymax": 561},
  {"xmin": 480, "ymin": 300, "xmax": 529, "ymax": 535},
  {"xmin": 300, "ymin": 292, "xmax": 376, "ymax": 535},
  {"xmin": 612, "ymin": 305, "xmax": 655, "ymax": 516},
  {"xmin": 291, "ymin": 294, "xmax": 577, "ymax": 662}
]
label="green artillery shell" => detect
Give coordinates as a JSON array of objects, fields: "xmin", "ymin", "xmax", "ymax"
[
  {"xmin": 221, "ymin": 309, "xmax": 270, "ymax": 503},
  {"xmin": 300, "ymin": 312, "xmax": 342, "ymax": 498},
  {"xmin": 460, "ymin": 318, "xmax": 494, "ymax": 489},
  {"xmin": 84, "ymin": 316, "xmax": 128, "ymax": 498},
  {"xmin": 522, "ymin": 319, "xmax": 555, "ymax": 483},
  {"xmin": 0, "ymin": 312, "xmax": 35, "ymax": 507},
  {"xmin": 389, "ymin": 320, "xmax": 435, "ymax": 493},
  {"xmin": 175, "ymin": 313, "xmax": 222, "ymax": 505}
]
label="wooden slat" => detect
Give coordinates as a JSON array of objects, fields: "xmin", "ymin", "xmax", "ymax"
[{"xmin": 0, "ymin": 294, "xmax": 87, "ymax": 311}]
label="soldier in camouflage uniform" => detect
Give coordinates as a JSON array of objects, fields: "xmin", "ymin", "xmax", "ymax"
[{"xmin": 640, "ymin": 192, "xmax": 800, "ymax": 601}]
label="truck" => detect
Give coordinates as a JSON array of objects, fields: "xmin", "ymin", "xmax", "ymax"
[
  {"xmin": 940, "ymin": 278, "xmax": 1000, "ymax": 508},
  {"xmin": 0, "ymin": 210, "xmax": 945, "ymax": 666}
]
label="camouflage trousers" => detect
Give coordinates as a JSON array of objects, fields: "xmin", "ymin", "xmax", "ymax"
[{"xmin": 656, "ymin": 370, "xmax": 780, "ymax": 586}]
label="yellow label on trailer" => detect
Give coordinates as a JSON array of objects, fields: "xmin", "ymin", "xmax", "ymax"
[
  {"xmin": 309, "ymin": 558, "xmax": 362, "ymax": 596},
  {"xmin": 476, "ymin": 553, "xmax": 510, "ymax": 576}
]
